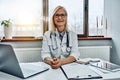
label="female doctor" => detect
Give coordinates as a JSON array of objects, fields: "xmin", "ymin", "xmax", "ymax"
[{"xmin": 41, "ymin": 6, "xmax": 79, "ymax": 69}]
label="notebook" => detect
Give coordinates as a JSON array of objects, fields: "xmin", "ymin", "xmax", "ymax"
[
  {"xmin": 0, "ymin": 44, "xmax": 49, "ymax": 79},
  {"xmin": 61, "ymin": 63, "xmax": 102, "ymax": 80}
]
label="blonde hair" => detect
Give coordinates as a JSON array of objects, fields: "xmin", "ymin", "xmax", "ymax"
[{"xmin": 51, "ymin": 6, "xmax": 69, "ymax": 33}]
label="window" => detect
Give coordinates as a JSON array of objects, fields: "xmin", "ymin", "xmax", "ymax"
[
  {"xmin": 0, "ymin": 0, "xmax": 104, "ymax": 38},
  {"xmin": 0, "ymin": 0, "xmax": 43, "ymax": 37},
  {"xmin": 89, "ymin": 0, "xmax": 104, "ymax": 36}
]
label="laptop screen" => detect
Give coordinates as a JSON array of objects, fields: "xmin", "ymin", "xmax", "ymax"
[{"xmin": 0, "ymin": 44, "xmax": 24, "ymax": 78}]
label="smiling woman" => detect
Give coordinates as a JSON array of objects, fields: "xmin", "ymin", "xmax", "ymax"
[
  {"xmin": 53, "ymin": 8, "xmax": 67, "ymax": 32},
  {"xmin": 41, "ymin": 6, "xmax": 80, "ymax": 69},
  {"xmin": 49, "ymin": 0, "xmax": 84, "ymax": 34}
]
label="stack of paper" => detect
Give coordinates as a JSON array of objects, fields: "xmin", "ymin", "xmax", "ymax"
[{"xmin": 76, "ymin": 58, "xmax": 100, "ymax": 64}]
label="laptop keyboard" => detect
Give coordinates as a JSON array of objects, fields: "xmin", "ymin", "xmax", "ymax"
[{"xmin": 19, "ymin": 63, "xmax": 49, "ymax": 78}]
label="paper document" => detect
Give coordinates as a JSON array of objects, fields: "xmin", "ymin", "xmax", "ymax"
[
  {"xmin": 76, "ymin": 58, "xmax": 100, "ymax": 64},
  {"xmin": 61, "ymin": 63, "xmax": 102, "ymax": 79}
]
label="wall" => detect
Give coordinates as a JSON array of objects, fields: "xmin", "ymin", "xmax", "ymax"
[
  {"xmin": 105, "ymin": 0, "xmax": 120, "ymax": 65},
  {"xmin": 1, "ymin": 40, "xmax": 112, "ymax": 62}
]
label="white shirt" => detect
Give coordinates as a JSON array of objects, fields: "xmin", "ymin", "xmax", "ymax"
[{"xmin": 41, "ymin": 30, "xmax": 80, "ymax": 60}]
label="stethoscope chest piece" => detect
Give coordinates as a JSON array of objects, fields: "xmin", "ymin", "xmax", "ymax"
[{"xmin": 66, "ymin": 47, "xmax": 71, "ymax": 53}]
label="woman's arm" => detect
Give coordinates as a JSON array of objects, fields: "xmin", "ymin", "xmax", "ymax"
[
  {"xmin": 60, "ymin": 56, "xmax": 76, "ymax": 65},
  {"xmin": 46, "ymin": 56, "xmax": 76, "ymax": 69},
  {"xmin": 69, "ymin": 31, "xmax": 80, "ymax": 60},
  {"xmin": 44, "ymin": 57, "xmax": 53, "ymax": 65},
  {"xmin": 41, "ymin": 31, "xmax": 52, "ymax": 61}
]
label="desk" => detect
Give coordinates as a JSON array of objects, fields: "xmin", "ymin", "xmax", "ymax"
[
  {"xmin": 0, "ymin": 62, "xmax": 67, "ymax": 80},
  {"xmin": 89, "ymin": 65, "xmax": 120, "ymax": 80},
  {"xmin": 0, "ymin": 62, "xmax": 120, "ymax": 80}
]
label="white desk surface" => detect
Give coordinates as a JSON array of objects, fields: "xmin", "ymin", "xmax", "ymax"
[
  {"xmin": 0, "ymin": 62, "xmax": 120, "ymax": 80},
  {"xmin": 89, "ymin": 65, "xmax": 120, "ymax": 80},
  {"xmin": 0, "ymin": 62, "xmax": 67, "ymax": 80}
]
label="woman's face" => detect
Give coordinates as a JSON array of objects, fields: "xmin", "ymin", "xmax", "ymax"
[{"xmin": 53, "ymin": 8, "xmax": 67, "ymax": 32}]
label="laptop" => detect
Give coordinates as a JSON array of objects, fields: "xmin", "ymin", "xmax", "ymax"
[{"xmin": 0, "ymin": 44, "xmax": 49, "ymax": 79}]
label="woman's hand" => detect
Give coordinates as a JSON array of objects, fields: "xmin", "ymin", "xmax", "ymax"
[
  {"xmin": 50, "ymin": 58, "xmax": 62, "ymax": 69},
  {"xmin": 44, "ymin": 56, "xmax": 76, "ymax": 69},
  {"xmin": 44, "ymin": 57, "xmax": 62, "ymax": 69}
]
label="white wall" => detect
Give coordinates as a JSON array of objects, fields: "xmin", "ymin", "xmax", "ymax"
[
  {"xmin": 105, "ymin": 0, "xmax": 120, "ymax": 65},
  {"xmin": 1, "ymin": 40, "xmax": 112, "ymax": 62}
]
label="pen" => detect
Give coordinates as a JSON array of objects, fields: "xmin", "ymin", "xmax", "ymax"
[
  {"xmin": 60, "ymin": 66, "xmax": 69, "ymax": 79},
  {"xmin": 53, "ymin": 58, "xmax": 69, "ymax": 79},
  {"xmin": 68, "ymin": 76, "xmax": 102, "ymax": 80}
]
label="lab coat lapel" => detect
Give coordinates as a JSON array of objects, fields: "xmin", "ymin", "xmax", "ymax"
[
  {"xmin": 62, "ymin": 32, "xmax": 67, "ymax": 44},
  {"xmin": 69, "ymin": 32, "xmax": 72, "ymax": 47},
  {"xmin": 55, "ymin": 31, "xmax": 61, "ymax": 47}
]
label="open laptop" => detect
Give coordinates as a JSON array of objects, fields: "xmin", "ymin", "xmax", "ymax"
[{"xmin": 0, "ymin": 44, "xmax": 49, "ymax": 78}]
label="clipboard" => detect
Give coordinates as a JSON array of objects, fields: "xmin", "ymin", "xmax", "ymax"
[{"xmin": 61, "ymin": 63, "xmax": 102, "ymax": 80}]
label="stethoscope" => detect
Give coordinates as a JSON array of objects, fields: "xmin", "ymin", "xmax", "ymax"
[{"xmin": 49, "ymin": 32, "xmax": 72, "ymax": 58}]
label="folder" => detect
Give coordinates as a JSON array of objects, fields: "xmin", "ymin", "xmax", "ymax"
[{"xmin": 61, "ymin": 63, "xmax": 102, "ymax": 80}]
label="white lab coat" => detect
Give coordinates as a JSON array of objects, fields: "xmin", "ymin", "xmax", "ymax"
[{"xmin": 41, "ymin": 30, "xmax": 80, "ymax": 60}]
